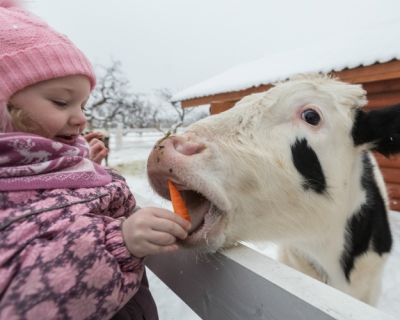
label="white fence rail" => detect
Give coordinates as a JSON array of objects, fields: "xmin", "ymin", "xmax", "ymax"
[
  {"xmin": 133, "ymin": 192, "xmax": 395, "ymax": 320},
  {"xmin": 108, "ymin": 128, "xmax": 160, "ymax": 135}
]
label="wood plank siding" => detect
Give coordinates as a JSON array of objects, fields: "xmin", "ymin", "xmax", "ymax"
[{"xmin": 179, "ymin": 60, "xmax": 400, "ymax": 211}]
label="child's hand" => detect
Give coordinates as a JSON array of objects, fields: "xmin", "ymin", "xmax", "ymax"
[
  {"xmin": 121, "ymin": 207, "xmax": 191, "ymax": 258},
  {"xmin": 83, "ymin": 133, "xmax": 108, "ymax": 165}
]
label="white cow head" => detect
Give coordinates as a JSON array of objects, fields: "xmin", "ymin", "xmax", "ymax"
[{"xmin": 147, "ymin": 74, "xmax": 396, "ymax": 255}]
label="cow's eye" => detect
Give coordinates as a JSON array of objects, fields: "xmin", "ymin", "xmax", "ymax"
[{"xmin": 301, "ymin": 109, "xmax": 320, "ymax": 126}]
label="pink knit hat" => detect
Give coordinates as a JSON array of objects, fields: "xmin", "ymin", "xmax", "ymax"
[{"xmin": 0, "ymin": 0, "xmax": 97, "ymax": 103}]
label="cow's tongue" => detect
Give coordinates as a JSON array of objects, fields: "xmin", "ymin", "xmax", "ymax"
[{"xmin": 181, "ymin": 190, "xmax": 212, "ymax": 233}]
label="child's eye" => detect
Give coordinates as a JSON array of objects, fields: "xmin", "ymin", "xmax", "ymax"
[{"xmin": 52, "ymin": 100, "xmax": 67, "ymax": 106}]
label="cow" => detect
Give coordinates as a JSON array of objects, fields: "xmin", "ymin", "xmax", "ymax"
[{"xmin": 146, "ymin": 73, "xmax": 400, "ymax": 305}]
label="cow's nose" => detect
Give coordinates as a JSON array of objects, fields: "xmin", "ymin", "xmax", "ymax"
[{"xmin": 170, "ymin": 134, "xmax": 205, "ymax": 156}]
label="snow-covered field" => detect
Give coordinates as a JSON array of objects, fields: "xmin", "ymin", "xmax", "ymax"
[{"xmin": 108, "ymin": 131, "xmax": 400, "ymax": 320}]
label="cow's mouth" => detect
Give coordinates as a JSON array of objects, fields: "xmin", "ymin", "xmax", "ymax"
[{"xmin": 175, "ymin": 189, "xmax": 224, "ymax": 246}]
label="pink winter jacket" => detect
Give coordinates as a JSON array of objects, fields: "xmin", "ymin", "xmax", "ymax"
[{"xmin": 0, "ymin": 169, "xmax": 144, "ymax": 320}]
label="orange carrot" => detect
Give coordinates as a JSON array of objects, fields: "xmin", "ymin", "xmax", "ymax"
[{"xmin": 168, "ymin": 180, "xmax": 191, "ymax": 222}]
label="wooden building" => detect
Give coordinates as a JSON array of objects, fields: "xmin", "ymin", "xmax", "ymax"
[{"xmin": 172, "ymin": 23, "xmax": 400, "ymax": 210}]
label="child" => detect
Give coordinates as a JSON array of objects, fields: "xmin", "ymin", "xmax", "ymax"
[{"xmin": 0, "ymin": 2, "xmax": 191, "ymax": 319}]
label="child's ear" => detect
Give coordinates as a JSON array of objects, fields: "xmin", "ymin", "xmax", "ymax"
[{"xmin": 352, "ymin": 103, "xmax": 400, "ymax": 157}]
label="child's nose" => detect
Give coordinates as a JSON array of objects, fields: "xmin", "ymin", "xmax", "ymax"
[{"xmin": 70, "ymin": 109, "xmax": 87, "ymax": 127}]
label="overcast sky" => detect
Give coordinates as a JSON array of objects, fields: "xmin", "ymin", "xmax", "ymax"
[{"xmin": 28, "ymin": 0, "xmax": 400, "ymax": 96}]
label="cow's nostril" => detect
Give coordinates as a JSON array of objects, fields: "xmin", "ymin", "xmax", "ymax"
[{"xmin": 174, "ymin": 140, "xmax": 204, "ymax": 156}]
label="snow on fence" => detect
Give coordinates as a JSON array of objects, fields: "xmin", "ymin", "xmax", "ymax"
[{"xmin": 133, "ymin": 193, "xmax": 395, "ymax": 320}]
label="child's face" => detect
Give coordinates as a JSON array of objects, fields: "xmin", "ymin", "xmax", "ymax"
[{"xmin": 10, "ymin": 75, "xmax": 91, "ymax": 145}]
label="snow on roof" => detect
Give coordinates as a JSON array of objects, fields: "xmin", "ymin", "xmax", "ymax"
[{"xmin": 172, "ymin": 20, "xmax": 400, "ymax": 103}]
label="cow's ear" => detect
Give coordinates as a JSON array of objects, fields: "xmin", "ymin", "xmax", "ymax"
[{"xmin": 352, "ymin": 103, "xmax": 400, "ymax": 157}]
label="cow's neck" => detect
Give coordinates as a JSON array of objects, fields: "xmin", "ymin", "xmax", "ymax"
[{"xmin": 286, "ymin": 151, "xmax": 392, "ymax": 292}]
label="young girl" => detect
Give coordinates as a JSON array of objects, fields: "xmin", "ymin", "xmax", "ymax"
[{"xmin": 0, "ymin": 2, "xmax": 191, "ymax": 319}]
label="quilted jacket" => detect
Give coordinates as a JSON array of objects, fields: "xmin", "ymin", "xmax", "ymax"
[{"xmin": 0, "ymin": 169, "xmax": 148, "ymax": 320}]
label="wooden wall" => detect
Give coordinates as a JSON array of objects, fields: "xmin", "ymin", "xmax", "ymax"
[{"xmin": 209, "ymin": 100, "xmax": 237, "ymax": 114}]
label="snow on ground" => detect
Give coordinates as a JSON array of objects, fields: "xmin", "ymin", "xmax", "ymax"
[{"xmin": 108, "ymin": 131, "xmax": 400, "ymax": 319}]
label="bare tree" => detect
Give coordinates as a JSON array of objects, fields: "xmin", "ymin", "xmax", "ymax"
[
  {"xmin": 86, "ymin": 62, "xmax": 206, "ymax": 133},
  {"xmin": 154, "ymin": 88, "xmax": 196, "ymax": 133},
  {"xmin": 119, "ymin": 95, "xmax": 154, "ymax": 129},
  {"xmin": 85, "ymin": 60, "xmax": 131, "ymax": 130}
]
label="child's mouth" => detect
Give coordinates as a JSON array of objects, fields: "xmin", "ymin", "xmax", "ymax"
[{"xmin": 55, "ymin": 135, "xmax": 76, "ymax": 145}]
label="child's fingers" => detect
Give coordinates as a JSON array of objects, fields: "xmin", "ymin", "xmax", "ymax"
[
  {"xmin": 143, "ymin": 210, "xmax": 190, "ymax": 239},
  {"xmin": 151, "ymin": 218, "xmax": 189, "ymax": 240},
  {"xmin": 89, "ymin": 139, "xmax": 108, "ymax": 164},
  {"xmin": 152, "ymin": 208, "xmax": 192, "ymax": 231},
  {"xmin": 128, "ymin": 236, "xmax": 179, "ymax": 258},
  {"xmin": 89, "ymin": 138, "xmax": 104, "ymax": 147},
  {"xmin": 140, "ymin": 243, "xmax": 179, "ymax": 257},
  {"xmin": 92, "ymin": 148, "xmax": 108, "ymax": 164},
  {"xmin": 154, "ymin": 243, "xmax": 179, "ymax": 255},
  {"xmin": 83, "ymin": 132, "xmax": 103, "ymax": 143},
  {"xmin": 121, "ymin": 207, "xmax": 191, "ymax": 257},
  {"xmin": 147, "ymin": 230, "xmax": 179, "ymax": 246}
]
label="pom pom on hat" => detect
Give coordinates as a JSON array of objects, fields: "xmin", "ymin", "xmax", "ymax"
[{"xmin": 0, "ymin": 2, "xmax": 96, "ymax": 102}]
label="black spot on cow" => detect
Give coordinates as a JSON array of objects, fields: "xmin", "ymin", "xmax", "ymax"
[
  {"xmin": 352, "ymin": 104, "xmax": 400, "ymax": 157},
  {"xmin": 291, "ymin": 138, "xmax": 327, "ymax": 194},
  {"xmin": 340, "ymin": 152, "xmax": 392, "ymax": 282}
]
